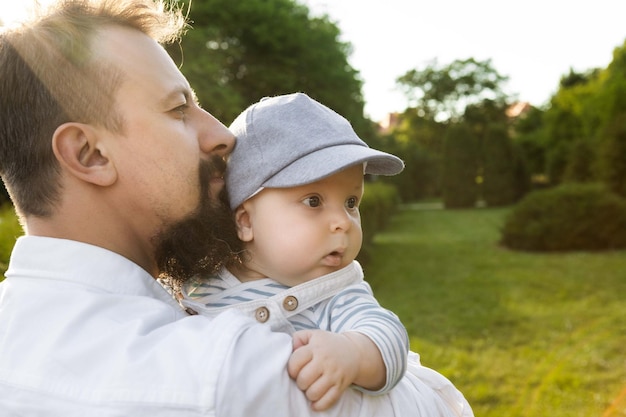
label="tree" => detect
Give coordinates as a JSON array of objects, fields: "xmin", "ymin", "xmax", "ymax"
[
  {"xmin": 441, "ymin": 124, "xmax": 479, "ymax": 208},
  {"xmin": 590, "ymin": 40, "xmax": 626, "ymax": 134},
  {"xmin": 511, "ymin": 105, "xmax": 548, "ymax": 183},
  {"xmin": 384, "ymin": 135, "xmax": 441, "ymax": 201},
  {"xmin": 593, "ymin": 41, "xmax": 626, "ymax": 197},
  {"xmin": 390, "ymin": 60, "xmax": 509, "ymax": 202},
  {"xmin": 462, "ymin": 99, "xmax": 529, "ymax": 205},
  {"xmin": 540, "ymin": 68, "xmax": 603, "ymax": 185},
  {"xmin": 383, "ymin": 111, "xmax": 447, "ymax": 200},
  {"xmin": 396, "ymin": 58, "xmax": 509, "ymax": 122},
  {"xmin": 463, "ymin": 98, "xmax": 508, "ymax": 139},
  {"xmin": 562, "ymin": 139, "xmax": 595, "ymax": 183},
  {"xmin": 170, "ymin": 0, "xmax": 366, "ymax": 129},
  {"xmin": 482, "ymin": 124, "xmax": 519, "ymax": 206},
  {"xmin": 598, "ymin": 115, "xmax": 626, "ymax": 197}
]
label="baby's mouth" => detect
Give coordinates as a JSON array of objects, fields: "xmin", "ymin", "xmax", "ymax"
[{"xmin": 323, "ymin": 249, "xmax": 344, "ymax": 267}]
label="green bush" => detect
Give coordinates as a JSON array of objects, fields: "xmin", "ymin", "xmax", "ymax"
[
  {"xmin": 482, "ymin": 123, "xmax": 519, "ymax": 207},
  {"xmin": 0, "ymin": 205, "xmax": 23, "ymax": 277},
  {"xmin": 358, "ymin": 181, "xmax": 400, "ymax": 263},
  {"xmin": 442, "ymin": 124, "xmax": 479, "ymax": 208},
  {"xmin": 500, "ymin": 183, "xmax": 626, "ymax": 251},
  {"xmin": 597, "ymin": 114, "xmax": 626, "ymax": 197}
]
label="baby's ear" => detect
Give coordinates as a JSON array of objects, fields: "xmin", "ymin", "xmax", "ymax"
[{"xmin": 234, "ymin": 205, "xmax": 253, "ymax": 242}]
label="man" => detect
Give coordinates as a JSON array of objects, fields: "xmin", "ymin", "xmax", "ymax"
[{"xmin": 0, "ymin": 1, "xmax": 468, "ymax": 415}]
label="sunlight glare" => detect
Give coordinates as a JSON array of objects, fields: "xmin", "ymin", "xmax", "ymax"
[{"xmin": 0, "ymin": 0, "xmax": 55, "ymax": 29}]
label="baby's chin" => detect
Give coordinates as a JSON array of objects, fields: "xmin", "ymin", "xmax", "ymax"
[{"xmin": 278, "ymin": 265, "xmax": 350, "ymax": 287}]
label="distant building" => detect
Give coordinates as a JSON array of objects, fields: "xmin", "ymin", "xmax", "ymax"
[
  {"xmin": 506, "ymin": 101, "xmax": 531, "ymax": 119},
  {"xmin": 378, "ymin": 112, "xmax": 401, "ymax": 134}
]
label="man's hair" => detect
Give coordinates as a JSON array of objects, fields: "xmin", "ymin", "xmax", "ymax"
[{"xmin": 0, "ymin": 0, "xmax": 187, "ymax": 217}]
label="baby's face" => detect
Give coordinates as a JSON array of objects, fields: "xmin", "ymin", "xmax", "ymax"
[{"xmin": 237, "ymin": 165, "xmax": 364, "ymax": 286}]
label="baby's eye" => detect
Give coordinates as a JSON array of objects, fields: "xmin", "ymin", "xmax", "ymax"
[
  {"xmin": 303, "ymin": 196, "xmax": 321, "ymax": 208},
  {"xmin": 346, "ymin": 197, "xmax": 358, "ymax": 209}
]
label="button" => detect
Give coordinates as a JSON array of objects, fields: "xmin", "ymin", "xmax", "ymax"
[
  {"xmin": 255, "ymin": 306, "xmax": 270, "ymax": 323},
  {"xmin": 283, "ymin": 296, "xmax": 298, "ymax": 311}
]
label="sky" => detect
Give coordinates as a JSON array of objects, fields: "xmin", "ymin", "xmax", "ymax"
[
  {"xmin": 3, "ymin": 1, "xmax": 625, "ymax": 122},
  {"xmin": 301, "ymin": 0, "xmax": 626, "ymax": 121}
]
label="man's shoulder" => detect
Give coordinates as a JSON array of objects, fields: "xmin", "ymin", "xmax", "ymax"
[{"xmin": 0, "ymin": 295, "xmax": 260, "ymax": 413}]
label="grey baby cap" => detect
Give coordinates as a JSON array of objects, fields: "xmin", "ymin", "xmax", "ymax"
[{"xmin": 226, "ymin": 92, "xmax": 404, "ymax": 209}]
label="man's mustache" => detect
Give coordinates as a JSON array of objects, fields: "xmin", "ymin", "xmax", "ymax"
[{"xmin": 199, "ymin": 156, "xmax": 227, "ymax": 192}]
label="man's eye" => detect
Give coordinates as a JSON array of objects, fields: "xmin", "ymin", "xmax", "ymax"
[
  {"xmin": 303, "ymin": 196, "xmax": 321, "ymax": 207},
  {"xmin": 173, "ymin": 104, "xmax": 188, "ymax": 118},
  {"xmin": 346, "ymin": 197, "xmax": 358, "ymax": 209}
]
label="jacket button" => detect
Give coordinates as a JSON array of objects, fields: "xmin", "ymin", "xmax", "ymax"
[
  {"xmin": 255, "ymin": 306, "xmax": 270, "ymax": 323},
  {"xmin": 283, "ymin": 295, "xmax": 298, "ymax": 311}
]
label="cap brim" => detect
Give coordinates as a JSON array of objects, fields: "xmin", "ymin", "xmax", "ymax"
[{"xmin": 263, "ymin": 144, "xmax": 404, "ymax": 188}]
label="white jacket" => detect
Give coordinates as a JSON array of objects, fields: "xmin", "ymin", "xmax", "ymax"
[{"xmin": 0, "ymin": 236, "xmax": 470, "ymax": 416}]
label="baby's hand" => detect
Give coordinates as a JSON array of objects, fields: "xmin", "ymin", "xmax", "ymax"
[
  {"xmin": 287, "ymin": 329, "xmax": 360, "ymax": 411},
  {"xmin": 288, "ymin": 330, "xmax": 386, "ymax": 410}
]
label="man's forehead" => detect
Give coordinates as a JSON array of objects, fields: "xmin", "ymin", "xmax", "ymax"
[{"xmin": 96, "ymin": 26, "xmax": 189, "ymax": 100}]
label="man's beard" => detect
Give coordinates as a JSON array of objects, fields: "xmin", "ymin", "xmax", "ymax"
[{"xmin": 153, "ymin": 157, "xmax": 242, "ymax": 288}]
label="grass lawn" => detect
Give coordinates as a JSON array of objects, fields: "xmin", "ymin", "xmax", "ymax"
[{"xmin": 365, "ymin": 203, "xmax": 626, "ymax": 417}]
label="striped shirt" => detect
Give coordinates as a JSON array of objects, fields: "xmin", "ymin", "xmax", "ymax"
[{"xmin": 182, "ymin": 261, "xmax": 409, "ymax": 394}]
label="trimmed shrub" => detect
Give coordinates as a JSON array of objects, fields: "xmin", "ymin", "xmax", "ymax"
[
  {"xmin": 501, "ymin": 183, "xmax": 626, "ymax": 251},
  {"xmin": 597, "ymin": 115, "xmax": 626, "ymax": 198},
  {"xmin": 563, "ymin": 139, "xmax": 595, "ymax": 183},
  {"xmin": 358, "ymin": 181, "xmax": 400, "ymax": 263},
  {"xmin": 388, "ymin": 143, "xmax": 440, "ymax": 202},
  {"xmin": 511, "ymin": 142, "xmax": 531, "ymax": 201},
  {"xmin": 482, "ymin": 123, "xmax": 519, "ymax": 207},
  {"xmin": 442, "ymin": 124, "xmax": 479, "ymax": 208}
]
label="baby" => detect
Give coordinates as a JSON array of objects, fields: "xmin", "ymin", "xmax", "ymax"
[{"xmin": 182, "ymin": 93, "xmax": 473, "ymax": 416}]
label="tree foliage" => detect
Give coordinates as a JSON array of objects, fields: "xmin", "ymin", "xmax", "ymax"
[
  {"xmin": 562, "ymin": 139, "xmax": 595, "ymax": 183},
  {"xmin": 536, "ymin": 68, "xmax": 602, "ymax": 184},
  {"xmin": 593, "ymin": 41, "xmax": 626, "ymax": 196},
  {"xmin": 511, "ymin": 105, "xmax": 548, "ymax": 179},
  {"xmin": 396, "ymin": 58, "xmax": 509, "ymax": 121},
  {"xmin": 518, "ymin": 40, "xmax": 626, "ymax": 188},
  {"xmin": 382, "ymin": 36, "xmax": 626, "ymax": 212},
  {"xmin": 384, "ymin": 136, "xmax": 441, "ymax": 201},
  {"xmin": 481, "ymin": 124, "xmax": 520, "ymax": 206},
  {"xmin": 383, "ymin": 112, "xmax": 446, "ymax": 200},
  {"xmin": 441, "ymin": 124, "xmax": 479, "ymax": 208},
  {"xmin": 597, "ymin": 115, "xmax": 626, "ymax": 197},
  {"xmin": 388, "ymin": 58, "xmax": 527, "ymax": 205},
  {"xmin": 170, "ymin": 0, "xmax": 366, "ymax": 128}
]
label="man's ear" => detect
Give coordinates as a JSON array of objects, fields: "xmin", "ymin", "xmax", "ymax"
[
  {"xmin": 52, "ymin": 122, "xmax": 117, "ymax": 186},
  {"xmin": 234, "ymin": 204, "xmax": 254, "ymax": 242}
]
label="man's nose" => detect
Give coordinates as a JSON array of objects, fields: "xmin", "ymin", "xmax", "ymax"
[{"xmin": 198, "ymin": 109, "xmax": 235, "ymax": 158}]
